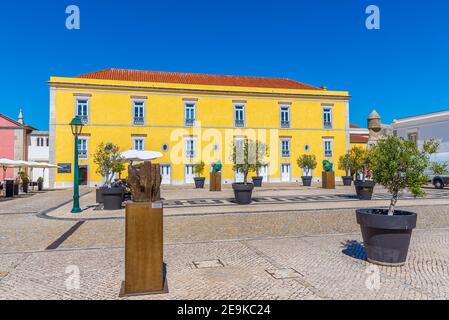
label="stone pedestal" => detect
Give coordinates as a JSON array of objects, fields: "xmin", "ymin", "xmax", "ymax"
[
  {"xmin": 210, "ymin": 172, "xmax": 222, "ymax": 192},
  {"xmin": 121, "ymin": 202, "xmax": 167, "ymax": 296},
  {"xmin": 322, "ymin": 171, "xmax": 335, "ymax": 189}
]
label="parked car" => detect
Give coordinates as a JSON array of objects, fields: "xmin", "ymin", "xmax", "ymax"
[{"xmin": 433, "ymin": 175, "xmax": 449, "ymax": 189}]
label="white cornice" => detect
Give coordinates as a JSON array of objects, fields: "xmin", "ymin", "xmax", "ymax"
[{"xmin": 393, "ymin": 109, "xmax": 449, "ymax": 127}]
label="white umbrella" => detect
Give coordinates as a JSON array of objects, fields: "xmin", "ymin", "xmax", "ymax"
[
  {"xmin": 0, "ymin": 159, "xmax": 26, "ymax": 194},
  {"xmin": 0, "ymin": 158, "xmax": 20, "ymax": 167},
  {"xmin": 0, "ymin": 159, "xmax": 16, "ymax": 191},
  {"xmin": 14, "ymin": 160, "xmax": 32, "ymax": 167},
  {"xmin": 121, "ymin": 150, "xmax": 163, "ymax": 162},
  {"xmin": 25, "ymin": 162, "xmax": 59, "ymax": 191}
]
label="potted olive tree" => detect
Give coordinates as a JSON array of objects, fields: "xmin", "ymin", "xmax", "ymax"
[
  {"xmin": 231, "ymin": 138, "xmax": 267, "ymax": 204},
  {"xmin": 37, "ymin": 177, "xmax": 44, "ymax": 191},
  {"xmin": 193, "ymin": 161, "xmax": 206, "ymax": 189},
  {"xmin": 93, "ymin": 142, "xmax": 125, "ymax": 210},
  {"xmin": 356, "ymin": 136, "xmax": 438, "ymax": 266},
  {"xmin": 18, "ymin": 171, "xmax": 30, "ymax": 193},
  {"xmin": 352, "ymin": 146, "xmax": 375, "ymax": 200},
  {"xmin": 296, "ymin": 154, "xmax": 317, "ymax": 187},
  {"xmin": 252, "ymin": 141, "xmax": 268, "ymax": 187},
  {"xmin": 338, "ymin": 152, "xmax": 353, "ymax": 186}
]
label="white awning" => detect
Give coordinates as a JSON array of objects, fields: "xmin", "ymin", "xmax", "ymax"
[{"xmin": 120, "ymin": 150, "xmax": 163, "ymax": 162}]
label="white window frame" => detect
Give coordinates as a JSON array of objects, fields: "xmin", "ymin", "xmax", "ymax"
[
  {"xmin": 78, "ymin": 138, "xmax": 89, "ymax": 159},
  {"xmin": 234, "ymin": 104, "xmax": 246, "ymax": 128},
  {"xmin": 324, "ymin": 138, "xmax": 333, "ymax": 158},
  {"xmin": 184, "ymin": 102, "xmax": 196, "ymax": 127},
  {"xmin": 75, "ymin": 98, "xmax": 90, "ymax": 124},
  {"xmin": 280, "ymin": 105, "xmax": 291, "ymax": 128},
  {"xmin": 281, "ymin": 139, "xmax": 291, "ymax": 158},
  {"xmin": 323, "ymin": 106, "xmax": 333, "ymax": 129},
  {"xmin": 185, "ymin": 138, "xmax": 196, "ymax": 159},
  {"xmin": 132, "ymin": 99, "xmax": 146, "ymax": 126},
  {"xmin": 132, "ymin": 138, "xmax": 145, "ymax": 151}
]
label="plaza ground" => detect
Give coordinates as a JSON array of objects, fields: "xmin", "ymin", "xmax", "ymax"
[{"xmin": 0, "ymin": 184, "xmax": 448, "ymax": 300}]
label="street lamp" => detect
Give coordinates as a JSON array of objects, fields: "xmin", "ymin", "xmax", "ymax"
[{"xmin": 70, "ymin": 116, "xmax": 84, "ymax": 213}]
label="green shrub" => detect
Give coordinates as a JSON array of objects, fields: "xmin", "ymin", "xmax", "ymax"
[
  {"xmin": 296, "ymin": 154, "xmax": 317, "ymax": 177},
  {"xmin": 93, "ymin": 142, "xmax": 125, "ymax": 185},
  {"xmin": 231, "ymin": 139, "xmax": 268, "ymax": 184},
  {"xmin": 370, "ymin": 136, "xmax": 438, "ymax": 215},
  {"xmin": 18, "ymin": 171, "xmax": 30, "ymax": 185},
  {"xmin": 430, "ymin": 162, "xmax": 448, "ymax": 176},
  {"xmin": 193, "ymin": 161, "xmax": 205, "ymax": 177}
]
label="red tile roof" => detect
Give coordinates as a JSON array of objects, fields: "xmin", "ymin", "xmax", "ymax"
[
  {"xmin": 76, "ymin": 68, "xmax": 321, "ymax": 90},
  {"xmin": 350, "ymin": 135, "xmax": 369, "ymax": 143}
]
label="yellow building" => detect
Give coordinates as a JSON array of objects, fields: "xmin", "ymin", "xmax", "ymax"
[{"xmin": 48, "ymin": 69, "xmax": 351, "ymax": 188}]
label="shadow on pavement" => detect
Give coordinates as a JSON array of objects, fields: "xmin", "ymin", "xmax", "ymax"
[{"xmin": 341, "ymin": 240, "xmax": 367, "ymax": 262}]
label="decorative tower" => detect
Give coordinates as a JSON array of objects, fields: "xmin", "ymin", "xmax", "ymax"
[
  {"xmin": 367, "ymin": 109, "xmax": 382, "ymax": 148},
  {"xmin": 18, "ymin": 109, "xmax": 24, "ymax": 124}
]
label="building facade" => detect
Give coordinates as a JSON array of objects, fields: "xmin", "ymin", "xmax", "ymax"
[
  {"xmin": 49, "ymin": 69, "xmax": 351, "ymax": 188},
  {"xmin": 28, "ymin": 131, "xmax": 50, "ymax": 188},
  {"xmin": 390, "ymin": 109, "xmax": 449, "ymax": 166},
  {"xmin": 349, "ymin": 124, "xmax": 369, "ymax": 149},
  {"xmin": 0, "ymin": 111, "xmax": 36, "ymax": 180}
]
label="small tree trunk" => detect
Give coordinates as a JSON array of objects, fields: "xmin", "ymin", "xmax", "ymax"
[
  {"xmin": 244, "ymin": 171, "xmax": 248, "ymax": 184},
  {"xmin": 388, "ymin": 193, "xmax": 398, "ymax": 216}
]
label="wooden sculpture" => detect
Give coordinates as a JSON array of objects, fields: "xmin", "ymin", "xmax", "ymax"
[
  {"xmin": 123, "ymin": 160, "xmax": 166, "ymax": 296},
  {"xmin": 127, "ymin": 161, "xmax": 161, "ymax": 203}
]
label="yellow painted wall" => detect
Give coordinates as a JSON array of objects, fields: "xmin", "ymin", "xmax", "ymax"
[{"xmin": 49, "ymin": 76, "xmax": 350, "ymax": 187}]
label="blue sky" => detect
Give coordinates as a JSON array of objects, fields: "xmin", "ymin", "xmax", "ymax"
[{"xmin": 0, "ymin": 0, "xmax": 448, "ymax": 130}]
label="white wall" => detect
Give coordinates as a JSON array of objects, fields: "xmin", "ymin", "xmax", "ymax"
[
  {"xmin": 392, "ymin": 111, "xmax": 449, "ymax": 172},
  {"xmin": 28, "ymin": 135, "xmax": 50, "ymax": 188}
]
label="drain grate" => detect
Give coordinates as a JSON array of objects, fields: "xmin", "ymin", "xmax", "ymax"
[
  {"xmin": 192, "ymin": 259, "xmax": 225, "ymax": 269},
  {"xmin": 265, "ymin": 268, "xmax": 303, "ymax": 280}
]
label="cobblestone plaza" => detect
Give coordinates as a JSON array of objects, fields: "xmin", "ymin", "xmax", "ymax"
[{"xmin": 1, "ymin": 185, "xmax": 448, "ymax": 300}]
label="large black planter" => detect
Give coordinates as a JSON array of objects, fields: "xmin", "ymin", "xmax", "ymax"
[
  {"xmin": 354, "ymin": 180, "xmax": 376, "ymax": 200},
  {"xmin": 5, "ymin": 180, "xmax": 14, "ymax": 198},
  {"xmin": 22, "ymin": 183, "xmax": 29, "ymax": 193},
  {"xmin": 96, "ymin": 187, "xmax": 106, "ymax": 204},
  {"xmin": 232, "ymin": 183, "xmax": 254, "ymax": 205},
  {"xmin": 356, "ymin": 209, "xmax": 417, "ymax": 266},
  {"xmin": 37, "ymin": 182, "xmax": 43, "ymax": 191},
  {"xmin": 102, "ymin": 187, "xmax": 124, "ymax": 210},
  {"xmin": 13, "ymin": 183, "xmax": 19, "ymax": 196},
  {"xmin": 301, "ymin": 176, "xmax": 313, "ymax": 187},
  {"xmin": 342, "ymin": 176, "xmax": 353, "ymax": 186},
  {"xmin": 194, "ymin": 177, "xmax": 205, "ymax": 189},
  {"xmin": 252, "ymin": 176, "xmax": 263, "ymax": 187}
]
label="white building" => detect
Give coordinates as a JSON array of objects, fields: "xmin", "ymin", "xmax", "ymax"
[
  {"xmin": 28, "ymin": 130, "xmax": 50, "ymax": 188},
  {"xmin": 390, "ymin": 109, "xmax": 449, "ymax": 168}
]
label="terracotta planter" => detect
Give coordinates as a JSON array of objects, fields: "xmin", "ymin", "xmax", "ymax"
[{"xmin": 356, "ymin": 208, "xmax": 417, "ymax": 266}]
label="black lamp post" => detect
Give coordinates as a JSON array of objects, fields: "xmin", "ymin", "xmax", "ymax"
[{"xmin": 70, "ymin": 116, "xmax": 84, "ymax": 214}]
